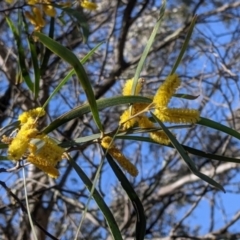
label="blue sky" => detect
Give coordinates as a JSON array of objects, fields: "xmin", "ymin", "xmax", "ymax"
[{"xmin": 0, "ymin": 1, "xmax": 240, "ymax": 238}]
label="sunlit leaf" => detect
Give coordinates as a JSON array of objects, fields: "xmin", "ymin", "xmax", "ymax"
[
  {"xmin": 198, "ymin": 117, "xmax": 240, "ymax": 141},
  {"xmin": 42, "ymin": 42, "xmax": 104, "ymax": 109},
  {"xmin": 42, "ymin": 96, "xmax": 152, "ymax": 134},
  {"xmin": 35, "ymin": 32, "xmax": 103, "ymax": 131},
  {"xmin": 132, "ymin": 0, "xmax": 166, "ymax": 95}
]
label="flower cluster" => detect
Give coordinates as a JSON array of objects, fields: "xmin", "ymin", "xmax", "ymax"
[
  {"xmin": 152, "ymin": 74, "xmax": 200, "ymax": 124},
  {"xmin": 80, "ymin": 0, "xmax": 98, "ymax": 10},
  {"xmin": 4, "ymin": 107, "xmax": 64, "ymax": 178},
  {"xmin": 119, "ymin": 78, "xmax": 149, "ymax": 130},
  {"xmin": 101, "ymin": 136, "xmax": 138, "ymax": 177},
  {"xmin": 25, "ymin": 0, "xmax": 57, "ymax": 31},
  {"xmin": 119, "ymin": 78, "xmax": 169, "ymax": 144},
  {"xmin": 23, "ymin": 0, "xmax": 97, "ymax": 31},
  {"xmin": 119, "ymin": 74, "xmax": 200, "ymax": 145}
]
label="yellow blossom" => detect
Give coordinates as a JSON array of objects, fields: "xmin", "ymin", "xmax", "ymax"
[
  {"xmin": 43, "ymin": 4, "xmax": 56, "ymax": 17},
  {"xmin": 25, "ymin": 8, "xmax": 46, "ymax": 31},
  {"xmin": 8, "ymin": 117, "xmax": 40, "ymax": 160},
  {"xmin": 25, "ymin": 1, "xmax": 57, "ymax": 31},
  {"xmin": 29, "ymin": 136, "xmax": 64, "ymax": 162},
  {"xmin": 154, "ymin": 108, "xmax": 200, "ymax": 124},
  {"xmin": 101, "ymin": 136, "xmax": 113, "ymax": 149},
  {"xmin": 137, "ymin": 116, "xmax": 170, "ymax": 144},
  {"xmin": 137, "ymin": 116, "xmax": 154, "ymax": 129},
  {"xmin": 7, "ymin": 107, "xmax": 64, "ymax": 178},
  {"xmin": 150, "ymin": 131, "xmax": 170, "ymax": 145},
  {"xmin": 28, "ymin": 161, "xmax": 60, "ymax": 178},
  {"xmin": 152, "ymin": 74, "xmax": 200, "ymax": 124},
  {"xmin": 122, "ymin": 78, "xmax": 143, "ymax": 96},
  {"xmin": 109, "ymin": 148, "xmax": 138, "ymax": 177},
  {"xmin": 119, "ymin": 109, "xmax": 137, "ymax": 130},
  {"xmin": 119, "ymin": 78, "xmax": 148, "ymax": 130},
  {"xmin": 80, "ymin": 0, "xmax": 98, "ymax": 10},
  {"xmin": 18, "ymin": 107, "xmax": 45, "ymax": 124},
  {"xmin": 27, "ymin": 0, "xmax": 38, "ymax": 4},
  {"xmin": 118, "ymin": 73, "xmax": 199, "ymax": 149},
  {"xmin": 8, "ymin": 137, "xmax": 30, "ymax": 160},
  {"xmin": 153, "ymin": 74, "xmax": 181, "ymax": 107},
  {"xmin": 28, "ymin": 136, "xmax": 64, "ymax": 178},
  {"xmin": 101, "ymin": 136, "xmax": 138, "ymax": 177},
  {"xmin": 119, "ymin": 103, "xmax": 149, "ymax": 130},
  {"xmin": 5, "ymin": 0, "xmax": 14, "ymax": 3}
]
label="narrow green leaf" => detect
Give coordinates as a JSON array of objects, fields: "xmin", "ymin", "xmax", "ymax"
[
  {"xmin": 59, "ymin": 133, "xmax": 101, "ymax": 148},
  {"xmin": 151, "ymin": 112, "xmax": 225, "ymax": 192},
  {"xmin": 35, "ymin": 32, "xmax": 103, "ymax": 131},
  {"xmin": 198, "ymin": 117, "xmax": 240, "ymax": 141},
  {"xmin": 60, "ymin": 125, "xmax": 189, "ymax": 148},
  {"xmin": 42, "ymin": 96, "xmax": 152, "ymax": 134},
  {"xmin": 42, "ymin": 42, "xmax": 104, "ymax": 109},
  {"xmin": 132, "ymin": 0, "xmax": 166, "ymax": 95},
  {"xmin": 173, "ymin": 93, "xmax": 199, "ymax": 100},
  {"xmin": 28, "ymin": 36, "xmax": 40, "ymax": 99},
  {"xmin": 0, "ymin": 121, "xmax": 20, "ymax": 137},
  {"xmin": 68, "ymin": 156, "xmax": 123, "ymax": 240},
  {"xmin": 40, "ymin": 17, "xmax": 55, "ymax": 74},
  {"xmin": 105, "ymin": 153, "xmax": 146, "ymax": 240},
  {"xmin": 170, "ymin": 15, "xmax": 197, "ymax": 75},
  {"xmin": 117, "ymin": 136, "xmax": 240, "ymax": 164},
  {"xmin": 22, "ymin": 7, "xmax": 40, "ymax": 98},
  {"xmin": 6, "ymin": 17, "xmax": 33, "ymax": 91}
]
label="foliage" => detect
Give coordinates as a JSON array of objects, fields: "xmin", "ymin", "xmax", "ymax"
[{"xmin": 0, "ymin": 0, "xmax": 240, "ymax": 239}]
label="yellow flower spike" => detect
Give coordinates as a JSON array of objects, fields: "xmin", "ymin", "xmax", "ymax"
[
  {"xmin": 154, "ymin": 108, "xmax": 200, "ymax": 124},
  {"xmin": 8, "ymin": 117, "xmax": 40, "ymax": 160},
  {"xmin": 137, "ymin": 116, "xmax": 170, "ymax": 144},
  {"xmin": 132, "ymin": 103, "xmax": 149, "ymax": 114},
  {"xmin": 119, "ymin": 103, "xmax": 149, "ymax": 130},
  {"xmin": 29, "ymin": 136, "xmax": 64, "ymax": 164},
  {"xmin": 5, "ymin": 0, "xmax": 14, "ymax": 3},
  {"xmin": 101, "ymin": 136, "xmax": 138, "ymax": 177},
  {"xmin": 7, "ymin": 107, "xmax": 64, "ymax": 178},
  {"xmin": 119, "ymin": 109, "xmax": 139, "ymax": 130},
  {"xmin": 27, "ymin": 157, "xmax": 60, "ymax": 178},
  {"xmin": 27, "ymin": 0, "xmax": 38, "ymax": 4},
  {"xmin": 122, "ymin": 78, "xmax": 143, "ymax": 96},
  {"xmin": 109, "ymin": 148, "xmax": 138, "ymax": 177},
  {"xmin": 27, "ymin": 135, "xmax": 64, "ymax": 178},
  {"xmin": 100, "ymin": 136, "xmax": 113, "ymax": 149},
  {"xmin": 150, "ymin": 131, "xmax": 170, "ymax": 145},
  {"xmin": 18, "ymin": 128, "xmax": 39, "ymax": 139},
  {"xmin": 80, "ymin": 0, "xmax": 98, "ymax": 10},
  {"xmin": 33, "ymin": 7, "xmax": 46, "ymax": 27},
  {"xmin": 35, "ymin": 164, "xmax": 59, "ymax": 178},
  {"xmin": 153, "ymin": 74, "xmax": 181, "ymax": 107},
  {"xmin": 8, "ymin": 137, "xmax": 29, "ymax": 160},
  {"xmin": 25, "ymin": 8, "xmax": 46, "ymax": 31},
  {"xmin": 138, "ymin": 116, "xmax": 154, "ymax": 129},
  {"xmin": 43, "ymin": 4, "xmax": 56, "ymax": 17},
  {"xmin": 18, "ymin": 107, "xmax": 45, "ymax": 123}
]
